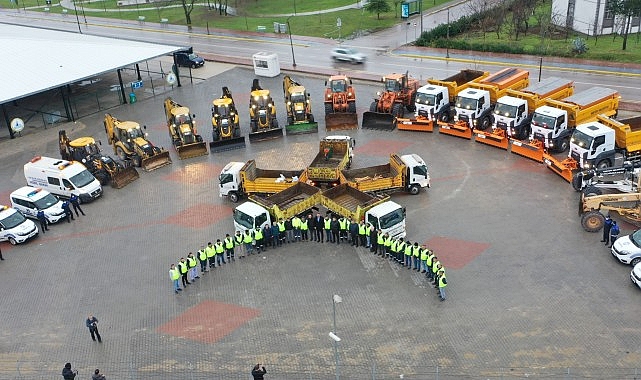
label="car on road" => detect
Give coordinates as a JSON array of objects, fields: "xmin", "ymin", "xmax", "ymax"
[
  {"xmin": 631, "ymin": 262, "xmax": 641, "ymax": 290},
  {"xmin": 10, "ymin": 186, "xmax": 66, "ymax": 224},
  {"xmin": 611, "ymin": 229, "xmax": 641, "ymax": 266},
  {"xmin": 331, "ymin": 47, "xmax": 366, "ymax": 64},
  {"xmin": 175, "ymin": 52, "xmax": 205, "ymax": 68},
  {"xmin": 0, "ymin": 205, "xmax": 38, "ymax": 245}
]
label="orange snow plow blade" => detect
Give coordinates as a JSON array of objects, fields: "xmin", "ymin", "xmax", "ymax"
[
  {"xmin": 475, "ymin": 129, "xmax": 509, "ymax": 150},
  {"xmin": 396, "ymin": 116, "xmax": 434, "ymax": 132},
  {"xmin": 543, "ymin": 154, "xmax": 577, "ymax": 183},
  {"xmin": 437, "ymin": 120, "xmax": 472, "ymax": 139},
  {"xmin": 510, "ymin": 139, "xmax": 545, "ymax": 163}
]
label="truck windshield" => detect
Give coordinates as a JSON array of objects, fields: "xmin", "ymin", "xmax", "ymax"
[
  {"xmin": 219, "ymin": 173, "xmax": 233, "ymax": 185},
  {"xmin": 378, "ymin": 209, "xmax": 405, "ymax": 230},
  {"xmin": 234, "ymin": 209, "xmax": 254, "ymax": 230},
  {"xmin": 455, "ymin": 97, "xmax": 477, "ymax": 110},
  {"xmin": 531, "ymin": 113, "xmax": 557, "ymax": 129},
  {"xmin": 33, "ymin": 193, "xmax": 59, "ymax": 210},
  {"xmin": 0, "ymin": 210, "xmax": 27, "ymax": 229},
  {"xmin": 494, "ymin": 103, "xmax": 517, "ymax": 118},
  {"xmin": 415, "ymin": 93, "xmax": 436, "ymax": 106},
  {"xmin": 413, "ymin": 165, "xmax": 428, "ymax": 177},
  {"xmin": 385, "ymin": 80, "xmax": 401, "ymax": 92},
  {"xmin": 331, "ymin": 80, "xmax": 346, "ymax": 92},
  {"xmin": 629, "ymin": 229, "xmax": 641, "ymax": 247},
  {"xmin": 570, "ymin": 130, "xmax": 593, "ymax": 149},
  {"xmin": 69, "ymin": 170, "xmax": 95, "ymax": 188}
]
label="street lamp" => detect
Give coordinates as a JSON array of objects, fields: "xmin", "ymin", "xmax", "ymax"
[
  {"xmin": 331, "ymin": 294, "xmax": 342, "ymax": 380},
  {"xmin": 445, "ymin": 7, "xmax": 450, "ymax": 59},
  {"xmin": 286, "ymin": 16, "xmax": 297, "ymax": 68}
]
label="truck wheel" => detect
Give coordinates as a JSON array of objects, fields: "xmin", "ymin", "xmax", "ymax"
[
  {"xmin": 409, "ymin": 184, "xmax": 420, "ymax": 195},
  {"xmin": 9, "ymin": 237, "xmax": 17, "ymax": 245},
  {"xmin": 369, "ymin": 102, "xmax": 378, "ymax": 112},
  {"xmin": 287, "ymin": 116, "xmax": 294, "ymax": 126},
  {"xmin": 250, "ymin": 121, "xmax": 257, "ymax": 133},
  {"xmin": 571, "ymin": 172, "xmax": 584, "ymax": 192},
  {"xmin": 229, "ymin": 192, "xmax": 239, "ymax": 203},
  {"xmin": 582, "ymin": 186, "xmax": 603, "ymax": 197},
  {"xmin": 518, "ymin": 126, "xmax": 530, "ymax": 141},
  {"xmin": 581, "ymin": 210, "xmax": 605, "ymax": 232},
  {"xmin": 556, "ymin": 137, "xmax": 570, "ymax": 153},
  {"xmin": 325, "ymin": 103, "xmax": 333, "ymax": 115},
  {"xmin": 348, "ymin": 102, "xmax": 356, "ymax": 113},
  {"xmin": 133, "ymin": 156, "xmax": 142, "ymax": 168},
  {"xmin": 439, "ymin": 112, "xmax": 450, "ymax": 123},
  {"xmin": 212, "ymin": 130, "xmax": 220, "ymax": 142},
  {"xmin": 597, "ymin": 160, "xmax": 610, "ymax": 170},
  {"xmin": 309, "ymin": 114, "xmax": 314, "ymax": 123},
  {"xmin": 96, "ymin": 171, "xmax": 110, "ymax": 185},
  {"xmin": 477, "ymin": 115, "xmax": 491, "ymax": 131},
  {"xmin": 392, "ymin": 103, "xmax": 403, "ymax": 118}
]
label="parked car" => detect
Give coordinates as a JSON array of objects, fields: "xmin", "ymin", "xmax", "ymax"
[
  {"xmin": 10, "ymin": 186, "xmax": 66, "ymax": 224},
  {"xmin": 331, "ymin": 47, "xmax": 366, "ymax": 64},
  {"xmin": 611, "ymin": 229, "xmax": 641, "ymax": 266},
  {"xmin": 0, "ymin": 205, "xmax": 38, "ymax": 245},
  {"xmin": 631, "ymin": 262, "xmax": 641, "ymax": 290},
  {"xmin": 175, "ymin": 52, "xmax": 205, "ymax": 68}
]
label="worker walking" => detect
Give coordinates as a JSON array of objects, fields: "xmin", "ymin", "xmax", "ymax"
[
  {"xmin": 609, "ymin": 221, "xmax": 620, "ymax": 247},
  {"xmin": 69, "ymin": 193, "xmax": 85, "ymax": 216},
  {"xmin": 601, "ymin": 215, "xmax": 613, "ymax": 245},
  {"xmin": 86, "ymin": 314, "xmax": 102, "ymax": 342},
  {"xmin": 169, "ymin": 263, "xmax": 181, "ymax": 293}
]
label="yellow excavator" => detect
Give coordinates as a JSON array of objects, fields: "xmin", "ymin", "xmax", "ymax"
[
  {"xmin": 210, "ymin": 86, "xmax": 246, "ymax": 153},
  {"xmin": 103, "ymin": 113, "xmax": 172, "ymax": 172},
  {"xmin": 282, "ymin": 75, "xmax": 318, "ymax": 134},
  {"xmin": 59, "ymin": 130, "xmax": 139, "ymax": 188},
  {"xmin": 580, "ymin": 192, "xmax": 641, "ymax": 232},
  {"xmin": 249, "ymin": 78, "xmax": 283, "ymax": 142},
  {"xmin": 163, "ymin": 97, "xmax": 209, "ymax": 159}
]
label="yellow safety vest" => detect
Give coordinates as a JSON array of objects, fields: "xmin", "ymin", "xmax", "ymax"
[
  {"xmin": 377, "ymin": 234, "xmax": 385, "ymax": 245},
  {"xmin": 384, "ymin": 236, "xmax": 392, "ymax": 247},
  {"xmin": 432, "ymin": 260, "xmax": 441, "ymax": 274},
  {"xmin": 292, "ymin": 217, "xmax": 301, "ymax": 228},
  {"xmin": 188, "ymin": 256, "xmax": 197, "ymax": 268},
  {"xmin": 225, "ymin": 237, "xmax": 234, "ymax": 249},
  {"xmin": 324, "ymin": 219, "xmax": 331, "ymax": 229},
  {"xmin": 404, "ymin": 244, "xmax": 412, "ymax": 256},
  {"xmin": 169, "ymin": 268, "xmax": 180, "ymax": 280},
  {"xmin": 235, "ymin": 233, "xmax": 244, "ymax": 245},
  {"xmin": 243, "ymin": 232, "xmax": 253, "ymax": 243},
  {"xmin": 339, "ymin": 219, "xmax": 347, "ymax": 230},
  {"xmin": 426, "ymin": 253, "xmax": 434, "ymax": 266},
  {"xmin": 438, "ymin": 274, "xmax": 447, "ymax": 288},
  {"xmin": 278, "ymin": 222, "xmax": 286, "ymax": 232},
  {"xmin": 358, "ymin": 224, "xmax": 366, "ymax": 235},
  {"xmin": 254, "ymin": 229, "xmax": 263, "ymax": 240},
  {"xmin": 178, "ymin": 261, "xmax": 188, "ymax": 274},
  {"xmin": 205, "ymin": 246, "xmax": 215, "ymax": 258},
  {"xmin": 300, "ymin": 220, "xmax": 308, "ymax": 230},
  {"xmin": 413, "ymin": 245, "xmax": 420, "ymax": 257},
  {"xmin": 198, "ymin": 249, "xmax": 207, "ymax": 261},
  {"xmin": 215, "ymin": 242, "xmax": 224, "ymax": 253},
  {"xmin": 420, "ymin": 248, "xmax": 428, "ymax": 261}
]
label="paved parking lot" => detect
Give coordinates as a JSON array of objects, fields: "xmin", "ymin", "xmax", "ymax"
[{"xmin": 0, "ymin": 64, "xmax": 640, "ymax": 380}]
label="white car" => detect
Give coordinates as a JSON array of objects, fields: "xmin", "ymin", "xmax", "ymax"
[
  {"xmin": 0, "ymin": 205, "xmax": 39, "ymax": 245},
  {"xmin": 10, "ymin": 186, "xmax": 66, "ymax": 224},
  {"xmin": 631, "ymin": 262, "xmax": 641, "ymax": 290},
  {"xmin": 611, "ymin": 229, "xmax": 641, "ymax": 266},
  {"xmin": 331, "ymin": 47, "xmax": 366, "ymax": 64}
]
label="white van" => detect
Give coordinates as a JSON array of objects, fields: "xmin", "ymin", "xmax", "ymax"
[
  {"xmin": 0, "ymin": 205, "xmax": 39, "ymax": 245},
  {"xmin": 24, "ymin": 156, "xmax": 102, "ymax": 203},
  {"xmin": 10, "ymin": 186, "xmax": 66, "ymax": 224}
]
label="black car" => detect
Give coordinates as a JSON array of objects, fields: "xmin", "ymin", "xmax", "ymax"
[{"xmin": 175, "ymin": 52, "xmax": 205, "ymax": 68}]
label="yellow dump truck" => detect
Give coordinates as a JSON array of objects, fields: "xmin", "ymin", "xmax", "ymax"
[
  {"xmin": 320, "ymin": 184, "xmax": 389, "ymax": 222},
  {"xmin": 340, "ymin": 154, "xmax": 430, "ymax": 195},
  {"xmin": 249, "ymin": 182, "xmax": 321, "ymax": 221},
  {"xmin": 306, "ymin": 136, "xmax": 355, "ymax": 186}
]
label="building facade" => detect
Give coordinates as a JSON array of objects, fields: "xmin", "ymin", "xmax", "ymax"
[{"xmin": 552, "ymin": 0, "xmax": 641, "ymax": 36}]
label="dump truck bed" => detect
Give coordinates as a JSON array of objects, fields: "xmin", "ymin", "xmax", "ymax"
[
  {"xmin": 597, "ymin": 115, "xmax": 641, "ymax": 153},
  {"xmin": 467, "ymin": 67, "xmax": 530, "ymax": 103},
  {"xmin": 249, "ymin": 182, "xmax": 321, "ymax": 220},
  {"xmin": 427, "ymin": 69, "xmax": 489, "ymax": 102},
  {"xmin": 320, "ymin": 184, "xmax": 389, "ymax": 222},
  {"xmin": 307, "ymin": 140, "xmax": 351, "ymax": 182},
  {"xmin": 240, "ymin": 160, "xmax": 305, "ymax": 195},
  {"xmin": 340, "ymin": 154, "xmax": 405, "ymax": 193},
  {"xmin": 504, "ymin": 77, "xmax": 574, "ymax": 111},
  {"xmin": 544, "ymin": 87, "xmax": 620, "ymax": 127}
]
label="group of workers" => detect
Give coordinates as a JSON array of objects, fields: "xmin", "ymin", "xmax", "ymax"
[{"xmin": 168, "ymin": 212, "xmax": 448, "ymax": 301}]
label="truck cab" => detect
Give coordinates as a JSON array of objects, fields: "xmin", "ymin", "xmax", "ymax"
[
  {"xmin": 414, "ymin": 85, "xmax": 450, "ymax": 122},
  {"xmin": 365, "ymin": 201, "xmax": 406, "ymax": 239},
  {"xmin": 493, "ymin": 96, "xmax": 529, "ymax": 140},
  {"xmin": 218, "ymin": 161, "xmax": 246, "ymax": 201},
  {"xmin": 530, "ymin": 105, "xmax": 570, "ymax": 152},
  {"xmin": 233, "ymin": 202, "xmax": 273, "ymax": 232},
  {"xmin": 400, "ymin": 154, "xmax": 431, "ymax": 194},
  {"xmin": 453, "ymin": 89, "xmax": 492, "ymax": 130},
  {"xmin": 568, "ymin": 121, "xmax": 616, "ymax": 169}
]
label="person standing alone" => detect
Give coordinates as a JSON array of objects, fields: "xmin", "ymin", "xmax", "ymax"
[
  {"xmin": 86, "ymin": 314, "xmax": 102, "ymax": 342},
  {"xmin": 251, "ymin": 364, "xmax": 267, "ymax": 380}
]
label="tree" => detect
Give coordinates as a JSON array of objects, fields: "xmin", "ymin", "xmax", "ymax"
[
  {"xmin": 180, "ymin": 0, "xmax": 197, "ymax": 29},
  {"xmin": 607, "ymin": 0, "xmax": 641, "ymax": 50},
  {"xmin": 365, "ymin": 0, "xmax": 391, "ymax": 20}
]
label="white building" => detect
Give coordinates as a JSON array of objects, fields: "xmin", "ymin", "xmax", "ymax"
[{"xmin": 552, "ymin": 0, "xmax": 641, "ymax": 36}]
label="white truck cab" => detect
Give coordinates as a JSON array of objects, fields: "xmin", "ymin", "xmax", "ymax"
[
  {"xmin": 493, "ymin": 96, "xmax": 529, "ymax": 139},
  {"xmin": 219, "ymin": 161, "xmax": 246, "ymax": 200},
  {"xmin": 0, "ymin": 205, "xmax": 39, "ymax": 245},
  {"xmin": 24, "ymin": 156, "xmax": 102, "ymax": 203},
  {"xmin": 567, "ymin": 121, "xmax": 616, "ymax": 169},
  {"xmin": 233, "ymin": 201, "xmax": 273, "ymax": 232},
  {"xmin": 400, "ymin": 154, "xmax": 431, "ymax": 193},
  {"xmin": 530, "ymin": 105, "xmax": 570, "ymax": 152},
  {"xmin": 10, "ymin": 186, "xmax": 66, "ymax": 224},
  {"xmin": 365, "ymin": 201, "xmax": 406, "ymax": 239},
  {"xmin": 414, "ymin": 85, "xmax": 450, "ymax": 122},
  {"xmin": 453, "ymin": 89, "xmax": 492, "ymax": 130}
]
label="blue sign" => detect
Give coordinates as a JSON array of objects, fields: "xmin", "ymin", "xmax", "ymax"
[
  {"xmin": 401, "ymin": 3, "xmax": 409, "ymax": 18},
  {"xmin": 131, "ymin": 80, "xmax": 143, "ymax": 90}
]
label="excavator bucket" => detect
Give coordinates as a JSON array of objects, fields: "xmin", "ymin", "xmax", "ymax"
[
  {"xmin": 510, "ymin": 139, "xmax": 544, "ymax": 163},
  {"xmin": 325, "ymin": 113, "xmax": 359, "ymax": 131},
  {"xmin": 543, "ymin": 154, "xmax": 577, "ymax": 183},
  {"xmin": 176, "ymin": 142, "xmax": 209, "ymax": 160},
  {"xmin": 141, "ymin": 151, "xmax": 172, "ymax": 172},
  {"xmin": 248, "ymin": 128, "xmax": 283, "ymax": 143},
  {"xmin": 110, "ymin": 166, "xmax": 139, "ymax": 189},
  {"xmin": 286, "ymin": 121, "xmax": 319, "ymax": 135},
  {"xmin": 396, "ymin": 117, "xmax": 434, "ymax": 132},
  {"xmin": 361, "ymin": 112, "xmax": 396, "ymax": 130},
  {"xmin": 475, "ymin": 129, "xmax": 509, "ymax": 150},
  {"xmin": 209, "ymin": 137, "xmax": 246, "ymax": 153},
  {"xmin": 437, "ymin": 121, "xmax": 472, "ymax": 139}
]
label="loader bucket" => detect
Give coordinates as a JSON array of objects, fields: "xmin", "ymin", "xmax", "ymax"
[
  {"xmin": 543, "ymin": 154, "xmax": 577, "ymax": 183},
  {"xmin": 141, "ymin": 151, "xmax": 172, "ymax": 172},
  {"xmin": 176, "ymin": 142, "xmax": 209, "ymax": 160},
  {"xmin": 510, "ymin": 139, "xmax": 544, "ymax": 163},
  {"xmin": 286, "ymin": 121, "xmax": 319, "ymax": 135},
  {"xmin": 361, "ymin": 112, "xmax": 396, "ymax": 130},
  {"xmin": 110, "ymin": 166, "xmax": 139, "ymax": 189},
  {"xmin": 325, "ymin": 113, "xmax": 359, "ymax": 131},
  {"xmin": 396, "ymin": 117, "xmax": 434, "ymax": 132},
  {"xmin": 209, "ymin": 136, "xmax": 246, "ymax": 153},
  {"xmin": 437, "ymin": 121, "xmax": 472, "ymax": 139},
  {"xmin": 475, "ymin": 129, "xmax": 509, "ymax": 150},
  {"xmin": 248, "ymin": 127, "xmax": 283, "ymax": 143}
]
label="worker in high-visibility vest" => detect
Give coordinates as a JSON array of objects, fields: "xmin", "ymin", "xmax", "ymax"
[
  {"xmin": 412, "ymin": 242, "xmax": 421, "ymax": 271},
  {"xmin": 169, "ymin": 264, "xmax": 181, "ymax": 293},
  {"xmin": 437, "ymin": 270, "xmax": 447, "ymax": 301}
]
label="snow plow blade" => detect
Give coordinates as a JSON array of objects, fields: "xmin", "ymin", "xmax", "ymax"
[
  {"xmin": 176, "ymin": 142, "xmax": 208, "ymax": 160},
  {"xmin": 396, "ymin": 117, "xmax": 434, "ymax": 132},
  {"xmin": 475, "ymin": 129, "xmax": 509, "ymax": 150},
  {"xmin": 325, "ymin": 113, "xmax": 359, "ymax": 131},
  {"xmin": 141, "ymin": 151, "xmax": 172, "ymax": 172},
  {"xmin": 110, "ymin": 166, "xmax": 139, "ymax": 189},
  {"xmin": 510, "ymin": 139, "xmax": 545, "ymax": 163},
  {"xmin": 248, "ymin": 128, "xmax": 283, "ymax": 143},
  {"xmin": 361, "ymin": 112, "xmax": 396, "ymax": 130},
  {"xmin": 543, "ymin": 154, "xmax": 577, "ymax": 183},
  {"xmin": 286, "ymin": 121, "xmax": 319, "ymax": 135},
  {"xmin": 437, "ymin": 121, "xmax": 472, "ymax": 139},
  {"xmin": 209, "ymin": 137, "xmax": 246, "ymax": 153}
]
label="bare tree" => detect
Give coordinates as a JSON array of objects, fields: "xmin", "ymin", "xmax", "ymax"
[
  {"xmin": 465, "ymin": 0, "xmax": 492, "ymax": 40},
  {"xmin": 180, "ymin": 0, "xmax": 197, "ymax": 28},
  {"xmin": 607, "ymin": 0, "xmax": 641, "ymax": 50}
]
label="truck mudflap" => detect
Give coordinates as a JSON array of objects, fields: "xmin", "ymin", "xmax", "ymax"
[
  {"xmin": 141, "ymin": 151, "xmax": 172, "ymax": 172},
  {"xmin": 543, "ymin": 154, "xmax": 577, "ymax": 183},
  {"xmin": 176, "ymin": 142, "xmax": 209, "ymax": 160},
  {"xmin": 286, "ymin": 121, "xmax": 319, "ymax": 135},
  {"xmin": 475, "ymin": 129, "xmax": 509, "ymax": 150},
  {"xmin": 209, "ymin": 137, "xmax": 246, "ymax": 153},
  {"xmin": 437, "ymin": 120, "xmax": 472, "ymax": 139},
  {"xmin": 110, "ymin": 166, "xmax": 139, "ymax": 189},
  {"xmin": 248, "ymin": 127, "xmax": 284, "ymax": 142},
  {"xmin": 325, "ymin": 113, "xmax": 359, "ymax": 131},
  {"xmin": 510, "ymin": 139, "xmax": 544, "ymax": 163},
  {"xmin": 395, "ymin": 116, "xmax": 434, "ymax": 132},
  {"xmin": 361, "ymin": 112, "xmax": 396, "ymax": 130}
]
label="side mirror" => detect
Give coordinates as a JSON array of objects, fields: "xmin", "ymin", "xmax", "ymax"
[{"xmin": 192, "ymin": 114, "xmax": 196, "ymax": 119}]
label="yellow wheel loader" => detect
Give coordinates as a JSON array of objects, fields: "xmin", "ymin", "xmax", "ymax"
[
  {"xmin": 59, "ymin": 130, "xmax": 139, "ymax": 189},
  {"xmin": 103, "ymin": 113, "xmax": 172, "ymax": 172},
  {"xmin": 210, "ymin": 86, "xmax": 246, "ymax": 153},
  {"xmin": 248, "ymin": 79, "xmax": 283, "ymax": 142},
  {"xmin": 163, "ymin": 97, "xmax": 209, "ymax": 159},
  {"xmin": 282, "ymin": 75, "xmax": 318, "ymax": 135}
]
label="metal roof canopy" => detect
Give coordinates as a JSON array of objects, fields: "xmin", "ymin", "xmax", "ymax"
[{"xmin": 0, "ymin": 23, "xmax": 184, "ymax": 104}]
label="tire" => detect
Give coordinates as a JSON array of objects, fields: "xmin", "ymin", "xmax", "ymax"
[
  {"xmin": 271, "ymin": 118, "xmax": 279, "ymax": 128},
  {"xmin": 477, "ymin": 115, "xmax": 491, "ymax": 131},
  {"xmin": 348, "ymin": 101, "xmax": 356, "ymax": 113},
  {"xmin": 229, "ymin": 192, "xmax": 239, "ymax": 203},
  {"xmin": 9, "ymin": 237, "xmax": 17, "ymax": 245},
  {"xmin": 632, "ymin": 257, "xmax": 641, "ymax": 266},
  {"xmin": 308, "ymin": 114, "xmax": 314, "ymax": 123},
  {"xmin": 96, "ymin": 171, "xmax": 110, "ymax": 186},
  {"xmin": 191, "ymin": 63, "xmax": 196, "ymax": 69},
  {"xmin": 596, "ymin": 160, "xmax": 610, "ymax": 170},
  {"xmin": 409, "ymin": 184, "xmax": 420, "ymax": 195},
  {"xmin": 287, "ymin": 116, "xmax": 294, "ymax": 126},
  {"xmin": 233, "ymin": 127, "xmax": 241, "ymax": 138},
  {"xmin": 133, "ymin": 155, "xmax": 142, "ymax": 168},
  {"xmin": 582, "ymin": 186, "xmax": 603, "ymax": 197},
  {"xmin": 581, "ymin": 210, "xmax": 605, "ymax": 232},
  {"xmin": 212, "ymin": 129, "xmax": 220, "ymax": 142},
  {"xmin": 556, "ymin": 137, "xmax": 570, "ymax": 153},
  {"xmin": 571, "ymin": 172, "xmax": 584, "ymax": 192},
  {"xmin": 439, "ymin": 111, "xmax": 450, "ymax": 123},
  {"xmin": 116, "ymin": 146, "xmax": 127, "ymax": 161},
  {"xmin": 325, "ymin": 103, "xmax": 333, "ymax": 115},
  {"xmin": 518, "ymin": 126, "xmax": 530, "ymax": 141},
  {"xmin": 250, "ymin": 121, "xmax": 257, "ymax": 133},
  {"xmin": 392, "ymin": 103, "xmax": 403, "ymax": 118},
  {"xmin": 369, "ymin": 101, "xmax": 378, "ymax": 112}
]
